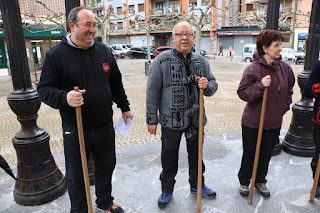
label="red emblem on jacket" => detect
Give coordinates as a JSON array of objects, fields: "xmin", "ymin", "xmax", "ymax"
[{"xmin": 102, "ymin": 63, "xmax": 110, "ymax": 72}]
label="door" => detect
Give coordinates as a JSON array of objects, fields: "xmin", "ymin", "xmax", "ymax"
[{"xmin": 0, "ymin": 40, "xmax": 7, "ymax": 69}]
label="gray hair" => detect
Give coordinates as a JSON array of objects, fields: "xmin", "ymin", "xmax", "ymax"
[
  {"xmin": 67, "ymin": 6, "xmax": 92, "ymax": 26},
  {"xmin": 172, "ymin": 21, "xmax": 194, "ymax": 35}
]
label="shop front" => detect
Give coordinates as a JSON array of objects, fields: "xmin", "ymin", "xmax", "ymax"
[{"xmin": 0, "ymin": 28, "xmax": 65, "ymax": 73}]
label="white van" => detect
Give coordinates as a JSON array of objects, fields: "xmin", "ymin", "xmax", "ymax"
[
  {"xmin": 242, "ymin": 44, "xmax": 257, "ymax": 62},
  {"xmin": 113, "ymin": 44, "xmax": 133, "ymax": 54},
  {"xmin": 109, "ymin": 45, "xmax": 127, "ymax": 58}
]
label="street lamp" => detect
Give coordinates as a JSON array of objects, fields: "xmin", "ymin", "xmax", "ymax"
[
  {"xmin": 282, "ymin": 0, "xmax": 320, "ymax": 157},
  {"xmin": 0, "ymin": 0, "xmax": 66, "ymax": 205}
]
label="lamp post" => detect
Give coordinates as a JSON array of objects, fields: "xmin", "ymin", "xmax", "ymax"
[
  {"xmin": 282, "ymin": 0, "xmax": 320, "ymax": 157},
  {"xmin": 0, "ymin": 0, "xmax": 66, "ymax": 205},
  {"xmin": 265, "ymin": 0, "xmax": 282, "ymax": 155}
]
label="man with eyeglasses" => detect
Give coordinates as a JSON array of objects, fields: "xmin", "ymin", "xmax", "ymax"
[{"xmin": 146, "ymin": 21, "xmax": 218, "ymax": 208}]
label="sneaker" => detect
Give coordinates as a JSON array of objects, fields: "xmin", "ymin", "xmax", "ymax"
[
  {"xmin": 158, "ymin": 192, "xmax": 172, "ymax": 208},
  {"xmin": 315, "ymin": 187, "xmax": 320, "ymax": 198},
  {"xmin": 102, "ymin": 202, "xmax": 124, "ymax": 213},
  {"xmin": 255, "ymin": 183, "xmax": 270, "ymax": 197},
  {"xmin": 239, "ymin": 185, "xmax": 249, "ymax": 196},
  {"xmin": 190, "ymin": 186, "xmax": 216, "ymax": 198}
]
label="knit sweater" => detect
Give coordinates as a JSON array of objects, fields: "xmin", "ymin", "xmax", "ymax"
[
  {"xmin": 146, "ymin": 49, "xmax": 218, "ymax": 131},
  {"xmin": 37, "ymin": 36, "xmax": 130, "ymax": 128}
]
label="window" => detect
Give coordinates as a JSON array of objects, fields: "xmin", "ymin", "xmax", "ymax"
[
  {"xmin": 138, "ymin": 4, "xmax": 144, "ymax": 12},
  {"xmin": 156, "ymin": 2, "xmax": 163, "ymax": 10},
  {"xmin": 189, "ymin": 0, "xmax": 197, "ymax": 6},
  {"xmin": 129, "ymin": 20, "xmax": 135, "ymax": 27},
  {"xmin": 118, "ymin": 22, "xmax": 123, "ymax": 30},
  {"xmin": 117, "ymin": 7, "xmax": 122, "ymax": 15},
  {"xmin": 202, "ymin": 0, "xmax": 208, "ymax": 6},
  {"xmin": 246, "ymin": 4, "xmax": 253, "ymax": 11},
  {"xmin": 129, "ymin": 5, "xmax": 134, "ymax": 13}
]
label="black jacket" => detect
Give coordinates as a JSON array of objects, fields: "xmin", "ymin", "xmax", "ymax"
[
  {"xmin": 37, "ymin": 36, "xmax": 130, "ymax": 127},
  {"xmin": 304, "ymin": 61, "xmax": 320, "ymax": 125}
]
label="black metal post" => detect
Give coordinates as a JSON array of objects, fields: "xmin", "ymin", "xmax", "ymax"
[
  {"xmin": 282, "ymin": 0, "xmax": 320, "ymax": 157},
  {"xmin": 65, "ymin": 0, "xmax": 81, "ymax": 32},
  {"xmin": 265, "ymin": 0, "xmax": 282, "ymax": 155},
  {"xmin": 265, "ymin": 0, "xmax": 280, "ymax": 30},
  {"xmin": 0, "ymin": 0, "xmax": 66, "ymax": 205}
]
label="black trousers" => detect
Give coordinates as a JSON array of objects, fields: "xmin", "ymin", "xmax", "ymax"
[
  {"xmin": 160, "ymin": 127, "xmax": 205, "ymax": 193},
  {"xmin": 238, "ymin": 124, "xmax": 280, "ymax": 186},
  {"xmin": 63, "ymin": 122, "xmax": 116, "ymax": 213},
  {"xmin": 311, "ymin": 123, "xmax": 320, "ymax": 186}
]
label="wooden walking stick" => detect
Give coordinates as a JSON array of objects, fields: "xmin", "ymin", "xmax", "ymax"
[
  {"xmin": 74, "ymin": 86, "xmax": 94, "ymax": 213},
  {"xmin": 309, "ymin": 154, "xmax": 320, "ymax": 203},
  {"xmin": 196, "ymin": 88, "xmax": 204, "ymax": 213},
  {"xmin": 248, "ymin": 87, "xmax": 268, "ymax": 204}
]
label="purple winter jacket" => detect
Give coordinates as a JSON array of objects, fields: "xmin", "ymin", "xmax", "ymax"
[{"xmin": 237, "ymin": 52, "xmax": 295, "ymax": 130}]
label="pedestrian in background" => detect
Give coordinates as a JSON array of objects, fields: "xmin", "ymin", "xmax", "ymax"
[
  {"xmin": 237, "ymin": 30, "xmax": 295, "ymax": 198},
  {"xmin": 146, "ymin": 21, "xmax": 218, "ymax": 209},
  {"xmin": 229, "ymin": 46, "xmax": 234, "ymax": 57},
  {"xmin": 218, "ymin": 43, "xmax": 223, "ymax": 56},
  {"xmin": 37, "ymin": 7, "xmax": 132, "ymax": 213},
  {"xmin": 304, "ymin": 61, "xmax": 320, "ymax": 197}
]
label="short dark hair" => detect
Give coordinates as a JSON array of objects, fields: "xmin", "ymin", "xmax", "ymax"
[
  {"xmin": 256, "ymin": 30, "xmax": 284, "ymax": 55},
  {"xmin": 67, "ymin": 6, "xmax": 91, "ymax": 26}
]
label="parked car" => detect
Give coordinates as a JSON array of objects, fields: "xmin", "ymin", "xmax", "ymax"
[
  {"xmin": 140, "ymin": 46, "xmax": 156, "ymax": 56},
  {"xmin": 281, "ymin": 48, "xmax": 296, "ymax": 61},
  {"xmin": 127, "ymin": 46, "xmax": 155, "ymax": 59},
  {"xmin": 113, "ymin": 44, "xmax": 134, "ymax": 54},
  {"xmin": 191, "ymin": 44, "xmax": 207, "ymax": 56},
  {"xmin": 155, "ymin": 46, "xmax": 175, "ymax": 56},
  {"xmin": 108, "ymin": 47, "xmax": 119, "ymax": 60},
  {"xmin": 242, "ymin": 44, "xmax": 256, "ymax": 62},
  {"xmin": 109, "ymin": 45, "xmax": 126, "ymax": 58}
]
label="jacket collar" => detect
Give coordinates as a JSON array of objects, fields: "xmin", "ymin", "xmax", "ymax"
[{"xmin": 253, "ymin": 52, "xmax": 282, "ymax": 67}]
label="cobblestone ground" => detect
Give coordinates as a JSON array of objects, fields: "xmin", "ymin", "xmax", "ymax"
[{"xmin": 0, "ymin": 56, "xmax": 303, "ymax": 170}]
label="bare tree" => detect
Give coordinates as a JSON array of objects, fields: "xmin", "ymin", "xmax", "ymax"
[
  {"xmin": 128, "ymin": 12, "xmax": 178, "ymax": 60},
  {"xmin": 20, "ymin": 0, "xmax": 66, "ymax": 33},
  {"xmin": 181, "ymin": 0, "xmax": 224, "ymax": 54}
]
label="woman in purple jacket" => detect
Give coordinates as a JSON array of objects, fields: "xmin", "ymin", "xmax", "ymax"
[{"xmin": 237, "ymin": 30, "xmax": 295, "ymax": 197}]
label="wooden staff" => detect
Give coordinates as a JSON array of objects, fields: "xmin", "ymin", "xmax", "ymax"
[
  {"xmin": 196, "ymin": 88, "xmax": 204, "ymax": 213},
  {"xmin": 74, "ymin": 86, "xmax": 93, "ymax": 213},
  {"xmin": 309, "ymin": 154, "xmax": 320, "ymax": 203},
  {"xmin": 248, "ymin": 87, "xmax": 268, "ymax": 204}
]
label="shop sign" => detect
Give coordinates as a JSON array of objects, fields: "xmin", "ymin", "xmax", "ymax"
[
  {"xmin": 298, "ymin": 34, "xmax": 308, "ymax": 39},
  {"xmin": 0, "ymin": 28, "xmax": 65, "ymax": 37}
]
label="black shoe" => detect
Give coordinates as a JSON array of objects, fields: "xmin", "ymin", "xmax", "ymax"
[
  {"xmin": 158, "ymin": 192, "xmax": 172, "ymax": 208},
  {"xmin": 98, "ymin": 202, "xmax": 124, "ymax": 213},
  {"xmin": 255, "ymin": 183, "xmax": 270, "ymax": 197},
  {"xmin": 239, "ymin": 185, "xmax": 249, "ymax": 197},
  {"xmin": 315, "ymin": 187, "xmax": 320, "ymax": 198}
]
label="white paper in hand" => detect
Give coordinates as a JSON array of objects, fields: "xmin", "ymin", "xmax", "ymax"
[{"xmin": 114, "ymin": 117, "xmax": 132, "ymax": 137}]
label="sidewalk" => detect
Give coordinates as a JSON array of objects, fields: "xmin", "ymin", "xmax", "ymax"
[{"xmin": 1, "ymin": 131, "xmax": 319, "ymax": 213}]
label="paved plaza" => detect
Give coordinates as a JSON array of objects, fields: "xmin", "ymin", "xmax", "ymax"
[{"xmin": 1, "ymin": 56, "xmax": 319, "ymax": 212}]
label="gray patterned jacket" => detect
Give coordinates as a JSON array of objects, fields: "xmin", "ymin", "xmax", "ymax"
[{"xmin": 146, "ymin": 49, "xmax": 218, "ymax": 131}]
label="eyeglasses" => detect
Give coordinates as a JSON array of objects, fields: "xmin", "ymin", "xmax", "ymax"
[{"xmin": 174, "ymin": 32, "xmax": 194, "ymax": 38}]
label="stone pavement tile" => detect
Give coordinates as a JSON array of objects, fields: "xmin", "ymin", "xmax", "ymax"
[{"xmin": 1, "ymin": 131, "xmax": 320, "ymax": 213}]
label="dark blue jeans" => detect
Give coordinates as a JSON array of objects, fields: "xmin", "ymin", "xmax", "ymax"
[
  {"xmin": 160, "ymin": 127, "xmax": 205, "ymax": 193},
  {"xmin": 62, "ymin": 122, "xmax": 116, "ymax": 213},
  {"xmin": 238, "ymin": 124, "xmax": 280, "ymax": 186}
]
